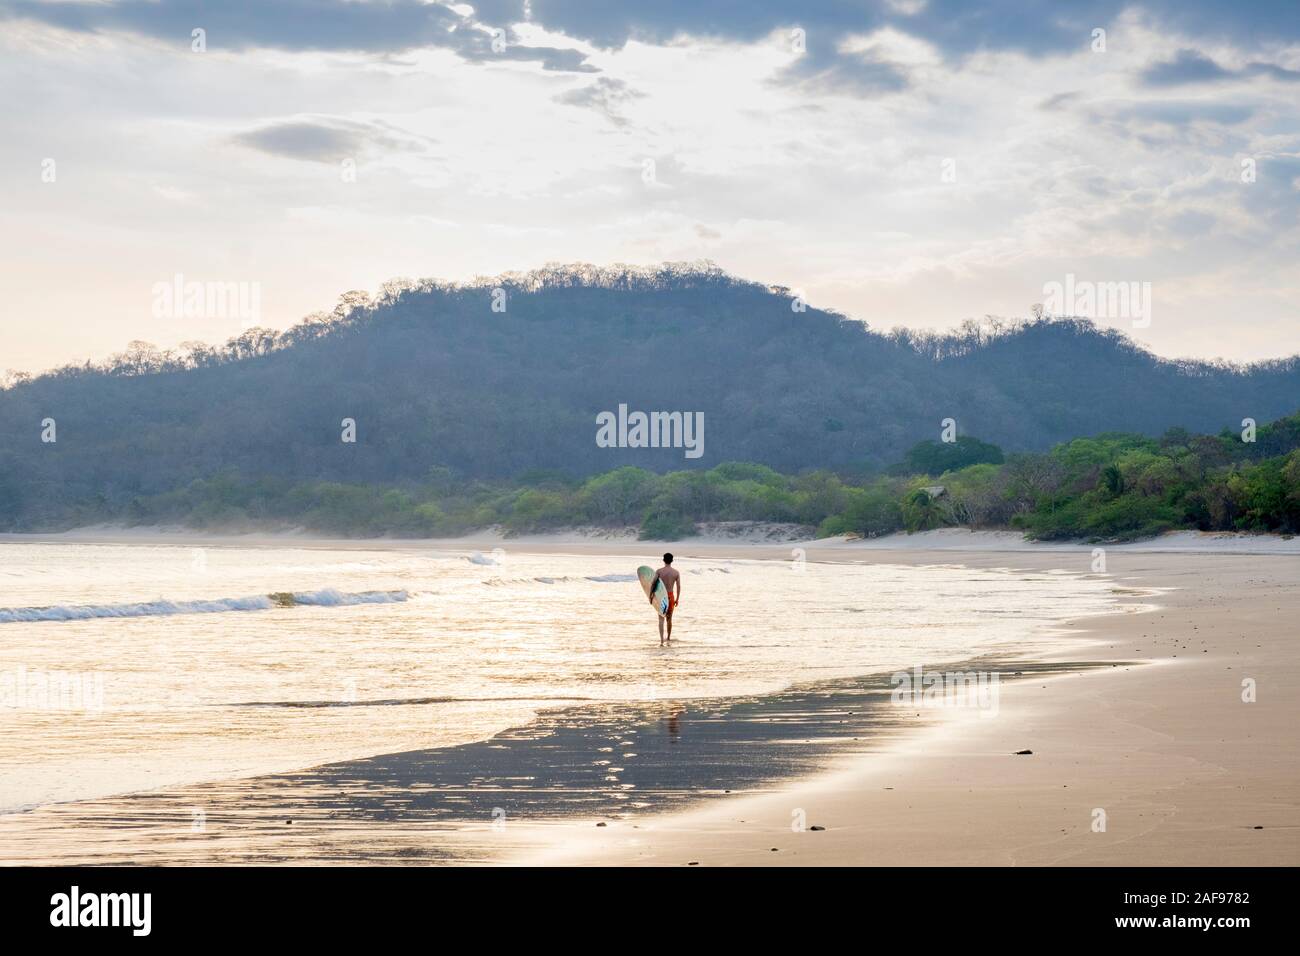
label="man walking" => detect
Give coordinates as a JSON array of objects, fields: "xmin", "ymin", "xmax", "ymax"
[{"xmin": 649, "ymin": 552, "xmax": 681, "ymax": 646}]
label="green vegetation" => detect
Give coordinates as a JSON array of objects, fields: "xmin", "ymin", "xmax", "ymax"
[
  {"xmin": 3, "ymin": 265, "xmax": 1299, "ymax": 531},
  {"xmin": 78, "ymin": 413, "xmax": 1300, "ymax": 542},
  {"xmin": 891, "ymin": 435, "xmax": 1005, "ymax": 476}
]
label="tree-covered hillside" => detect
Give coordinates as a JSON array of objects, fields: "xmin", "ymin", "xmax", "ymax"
[
  {"xmin": 80, "ymin": 412, "xmax": 1300, "ymax": 542},
  {"xmin": 1, "ymin": 263, "xmax": 1297, "ymax": 530}
]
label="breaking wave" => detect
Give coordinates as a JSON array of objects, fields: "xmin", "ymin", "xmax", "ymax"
[{"xmin": 0, "ymin": 588, "xmax": 410, "ymax": 624}]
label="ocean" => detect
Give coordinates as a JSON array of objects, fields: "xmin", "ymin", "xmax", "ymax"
[{"xmin": 0, "ymin": 540, "xmax": 1121, "ymax": 824}]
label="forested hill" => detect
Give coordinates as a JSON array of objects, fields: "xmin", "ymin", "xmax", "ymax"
[{"xmin": 1, "ymin": 263, "xmax": 1297, "ymax": 528}]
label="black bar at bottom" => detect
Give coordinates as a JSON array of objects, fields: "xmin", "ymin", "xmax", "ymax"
[{"xmin": 0, "ymin": 866, "xmax": 1283, "ymax": 941}]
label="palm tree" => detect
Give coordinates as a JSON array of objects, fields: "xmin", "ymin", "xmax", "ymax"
[
  {"xmin": 906, "ymin": 488, "xmax": 944, "ymax": 531},
  {"xmin": 1102, "ymin": 464, "xmax": 1125, "ymax": 497}
]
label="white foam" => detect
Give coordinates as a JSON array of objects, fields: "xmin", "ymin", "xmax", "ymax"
[
  {"xmin": 291, "ymin": 588, "xmax": 409, "ymax": 607},
  {"xmin": 0, "ymin": 589, "xmax": 409, "ymax": 623}
]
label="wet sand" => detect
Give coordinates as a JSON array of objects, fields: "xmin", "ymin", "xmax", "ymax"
[{"xmin": 0, "ymin": 656, "xmax": 1106, "ymax": 864}]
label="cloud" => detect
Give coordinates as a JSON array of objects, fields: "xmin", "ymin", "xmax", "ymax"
[
  {"xmin": 1238, "ymin": 153, "xmax": 1300, "ymax": 231},
  {"xmin": 3, "ymin": 0, "xmax": 1300, "ymax": 371},
  {"xmin": 472, "ymin": 1, "xmax": 1300, "ymax": 96},
  {"xmin": 230, "ymin": 117, "xmax": 432, "ymax": 163},
  {"xmin": 839, "ymin": 29, "xmax": 941, "ymax": 69},
  {"xmin": 1144, "ymin": 48, "xmax": 1300, "ymax": 87},
  {"xmin": 1252, "ymin": 63, "xmax": 1300, "ymax": 82},
  {"xmin": 10, "ymin": 0, "xmax": 1296, "ymax": 97},
  {"xmin": 1142, "ymin": 49, "xmax": 1233, "ymax": 86},
  {"xmin": 555, "ymin": 77, "xmax": 643, "ymax": 127},
  {"xmin": 1111, "ymin": 100, "xmax": 1256, "ymax": 127},
  {"xmin": 0, "ymin": 0, "xmax": 595, "ymax": 70},
  {"xmin": 1039, "ymin": 91, "xmax": 1081, "ymax": 111},
  {"xmin": 771, "ymin": 27, "xmax": 924, "ymax": 96},
  {"xmin": 13, "ymin": 0, "xmax": 1300, "ymax": 69},
  {"xmin": 498, "ymin": 0, "xmax": 1300, "ymax": 54}
]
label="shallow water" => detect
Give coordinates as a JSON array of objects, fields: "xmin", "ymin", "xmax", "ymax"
[
  {"xmin": 0, "ymin": 657, "xmax": 1119, "ymax": 865},
  {"xmin": 0, "ymin": 541, "xmax": 1119, "ymax": 816}
]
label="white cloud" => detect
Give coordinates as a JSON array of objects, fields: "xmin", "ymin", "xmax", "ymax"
[
  {"xmin": 883, "ymin": 0, "xmax": 929, "ymax": 14},
  {"xmin": 1, "ymin": 9, "xmax": 1298, "ymax": 371},
  {"xmin": 838, "ymin": 29, "xmax": 941, "ymax": 69}
]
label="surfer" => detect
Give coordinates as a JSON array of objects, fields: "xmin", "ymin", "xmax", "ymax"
[{"xmin": 650, "ymin": 553, "xmax": 681, "ymax": 645}]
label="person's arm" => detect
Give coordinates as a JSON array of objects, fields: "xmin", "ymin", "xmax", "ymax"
[
  {"xmin": 674, "ymin": 575, "xmax": 682, "ymax": 602},
  {"xmin": 649, "ymin": 570, "xmax": 660, "ymax": 604}
]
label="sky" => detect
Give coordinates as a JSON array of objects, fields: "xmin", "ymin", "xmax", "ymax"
[{"xmin": 1, "ymin": 0, "xmax": 1298, "ymax": 373}]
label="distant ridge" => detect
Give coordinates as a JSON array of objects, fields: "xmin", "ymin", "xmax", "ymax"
[{"xmin": 1, "ymin": 262, "xmax": 1297, "ymax": 528}]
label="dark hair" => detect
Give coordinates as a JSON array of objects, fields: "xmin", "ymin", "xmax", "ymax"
[{"xmin": 662, "ymin": 553, "xmax": 674, "ymax": 564}]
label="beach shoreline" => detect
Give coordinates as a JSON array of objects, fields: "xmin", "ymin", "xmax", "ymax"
[
  {"xmin": 4, "ymin": 524, "xmax": 1300, "ymax": 555},
  {"xmin": 506, "ymin": 547, "xmax": 1300, "ymax": 866},
  {"xmin": 1, "ymin": 531, "xmax": 1296, "ymax": 866}
]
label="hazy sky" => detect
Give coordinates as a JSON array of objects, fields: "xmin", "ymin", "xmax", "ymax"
[{"xmin": 2, "ymin": 0, "xmax": 1298, "ymax": 373}]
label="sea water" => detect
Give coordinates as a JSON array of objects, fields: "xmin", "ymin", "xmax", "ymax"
[{"xmin": 0, "ymin": 540, "xmax": 1120, "ymax": 814}]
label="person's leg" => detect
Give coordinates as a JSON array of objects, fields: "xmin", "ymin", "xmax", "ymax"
[
  {"xmin": 665, "ymin": 607, "xmax": 673, "ymax": 641},
  {"xmin": 657, "ymin": 614, "xmax": 665, "ymax": 645}
]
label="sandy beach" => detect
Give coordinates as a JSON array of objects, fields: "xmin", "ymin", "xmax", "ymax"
[
  {"xmin": 505, "ymin": 542, "xmax": 1300, "ymax": 866},
  {"xmin": 2, "ymin": 527, "xmax": 1296, "ymax": 866}
]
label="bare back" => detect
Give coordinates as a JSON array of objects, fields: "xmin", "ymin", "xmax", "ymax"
[{"xmin": 656, "ymin": 565, "xmax": 680, "ymax": 594}]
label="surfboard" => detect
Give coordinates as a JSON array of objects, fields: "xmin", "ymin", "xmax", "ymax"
[{"xmin": 637, "ymin": 565, "xmax": 670, "ymax": 617}]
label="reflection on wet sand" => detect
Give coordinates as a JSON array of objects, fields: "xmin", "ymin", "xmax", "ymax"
[{"xmin": 0, "ymin": 658, "xmax": 1116, "ymax": 865}]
